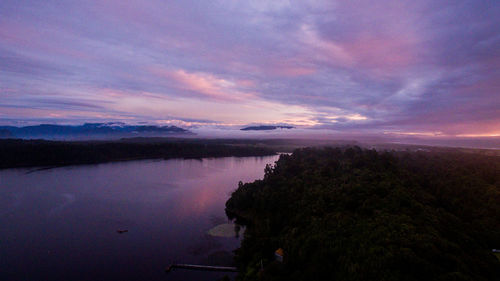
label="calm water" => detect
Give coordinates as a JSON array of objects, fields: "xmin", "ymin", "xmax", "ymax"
[{"xmin": 0, "ymin": 155, "xmax": 279, "ymax": 281}]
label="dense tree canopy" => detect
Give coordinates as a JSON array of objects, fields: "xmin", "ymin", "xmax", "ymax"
[{"xmin": 226, "ymin": 147, "xmax": 500, "ymax": 281}]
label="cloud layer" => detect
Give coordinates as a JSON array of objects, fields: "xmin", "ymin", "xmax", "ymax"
[{"xmin": 1, "ymin": 0, "xmax": 499, "ymax": 136}]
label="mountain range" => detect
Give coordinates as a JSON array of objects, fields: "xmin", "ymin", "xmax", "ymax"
[{"xmin": 0, "ymin": 123, "xmax": 189, "ymax": 140}]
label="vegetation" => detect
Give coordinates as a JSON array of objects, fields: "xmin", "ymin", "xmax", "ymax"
[
  {"xmin": 0, "ymin": 139, "xmax": 275, "ymax": 169},
  {"xmin": 226, "ymin": 146, "xmax": 500, "ymax": 281}
]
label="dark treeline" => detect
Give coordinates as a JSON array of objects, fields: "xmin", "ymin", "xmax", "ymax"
[
  {"xmin": 226, "ymin": 146, "xmax": 500, "ymax": 281},
  {"xmin": 0, "ymin": 139, "xmax": 276, "ymax": 169}
]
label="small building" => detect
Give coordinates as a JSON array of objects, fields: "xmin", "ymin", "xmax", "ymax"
[
  {"xmin": 274, "ymin": 248, "xmax": 284, "ymax": 262},
  {"xmin": 493, "ymin": 249, "xmax": 500, "ymax": 262}
]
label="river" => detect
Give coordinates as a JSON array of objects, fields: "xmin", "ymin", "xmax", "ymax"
[{"xmin": 0, "ymin": 155, "xmax": 279, "ymax": 281}]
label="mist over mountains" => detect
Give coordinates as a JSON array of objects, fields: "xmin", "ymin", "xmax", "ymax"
[{"xmin": 0, "ymin": 123, "xmax": 189, "ymax": 140}]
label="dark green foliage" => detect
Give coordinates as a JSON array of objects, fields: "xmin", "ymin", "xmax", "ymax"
[
  {"xmin": 226, "ymin": 147, "xmax": 500, "ymax": 281},
  {"xmin": 0, "ymin": 139, "xmax": 275, "ymax": 169}
]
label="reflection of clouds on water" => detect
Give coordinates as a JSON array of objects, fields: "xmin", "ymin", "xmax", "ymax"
[{"xmin": 48, "ymin": 193, "xmax": 75, "ymax": 217}]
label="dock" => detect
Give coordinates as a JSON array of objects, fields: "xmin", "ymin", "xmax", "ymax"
[{"xmin": 165, "ymin": 263, "xmax": 238, "ymax": 273}]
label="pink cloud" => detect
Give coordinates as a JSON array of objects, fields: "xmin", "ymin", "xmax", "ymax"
[
  {"xmin": 236, "ymin": 79, "xmax": 256, "ymax": 87},
  {"xmin": 266, "ymin": 61, "xmax": 317, "ymax": 77},
  {"xmin": 148, "ymin": 66, "xmax": 257, "ymax": 101},
  {"xmin": 345, "ymin": 35, "xmax": 418, "ymax": 72}
]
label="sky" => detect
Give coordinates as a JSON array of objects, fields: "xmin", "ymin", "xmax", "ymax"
[{"xmin": 1, "ymin": 0, "xmax": 499, "ymax": 138}]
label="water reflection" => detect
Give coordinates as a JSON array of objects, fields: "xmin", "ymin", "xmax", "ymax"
[{"xmin": 0, "ymin": 155, "xmax": 279, "ymax": 281}]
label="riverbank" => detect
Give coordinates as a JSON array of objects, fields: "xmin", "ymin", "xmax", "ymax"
[{"xmin": 0, "ymin": 138, "xmax": 276, "ymax": 169}]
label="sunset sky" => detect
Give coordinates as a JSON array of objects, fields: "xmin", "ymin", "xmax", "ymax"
[{"xmin": 1, "ymin": 0, "xmax": 499, "ymax": 137}]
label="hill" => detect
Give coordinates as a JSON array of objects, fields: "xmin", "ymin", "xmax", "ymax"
[{"xmin": 241, "ymin": 126, "xmax": 294, "ymax": 131}]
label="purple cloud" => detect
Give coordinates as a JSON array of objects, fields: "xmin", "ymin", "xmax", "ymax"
[{"xmin": 0, "ymin": 0, "xmax": 498, "ymax": 137}]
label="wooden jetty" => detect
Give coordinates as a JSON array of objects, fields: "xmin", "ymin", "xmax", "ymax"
[{"xmin": 165, "ymin": 263, "xmax": 237, "ymax": 273}]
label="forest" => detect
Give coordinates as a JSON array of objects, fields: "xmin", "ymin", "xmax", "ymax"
[
  {"xmin": 226, "ymin": 146, "xmax": 500, "ymax": 281},
  {"xmin": 0, "ymin": 138, "xmax": 275, "ymax": 169}
]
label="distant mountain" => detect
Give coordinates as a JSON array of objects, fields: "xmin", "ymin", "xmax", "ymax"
[
  {"xmin": 241, "ymin": 125, "xmax": 294, "ymax": 131},
  {"xmin": 0, "ymin": 128, "xmax": 13, "ymax": 138},
  {"xmin": 0, "ymin": 123, "xmax": 190, "ymax": 140}
]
